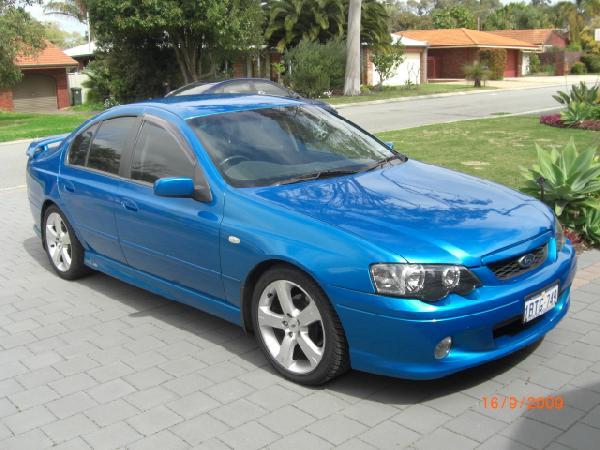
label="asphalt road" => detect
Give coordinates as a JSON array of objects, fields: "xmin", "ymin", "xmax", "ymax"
[{"xmin": 339, "ymin": 85, "xmax": 563, "ymax": 132}]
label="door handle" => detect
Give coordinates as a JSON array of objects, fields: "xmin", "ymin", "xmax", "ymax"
[
  {"xmin": 120, "ymin": 198, "xmax": 138, "ymax": 212},
  {"xmin": 60, "ymin": 180, "xmax": 75, "ymax": 193}
]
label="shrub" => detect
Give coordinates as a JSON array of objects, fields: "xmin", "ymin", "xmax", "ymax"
[
  {"xmin": 285, "ymin": 38, "xmax": 345, "ymax": 98},
  {"xmin": 463, "ymin": 62, "xmax": 492, "ymax": 87},
  {"xmin": 553, "ymin": 82, "xmax": 600, "ymax": 106},
  {"xmin": 521, "ymin": 139, "xmax": 600, "ymax": 233},
  {"xmin": 539, "ymin": 114, "xmax": 563, "ymax": 127},
  {"xmin": 528, "ymin": 53, "xmax": 541, "ymax": 74},
  {"xmin": 571, "ymin": 62, "xmax": 587, "ymax": 74},
  {"xmin": 579, "ymin": 120, "xmax": 600, "ymax": 131},
  {"xmin": 581, "ymin": 54, "xmax": 600, "ymax": 73},
  {"xmin": 480, "ymin": 49, "xmax": 506, "ymax": 80}
]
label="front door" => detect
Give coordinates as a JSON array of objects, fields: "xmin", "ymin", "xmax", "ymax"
[
  {"xmin": 59, "ymin": 116, "xmax": 139, "ymax": 263},
  {"xmin": 115, "ymin": 116, "xmax": 225, "ymax": 300}
]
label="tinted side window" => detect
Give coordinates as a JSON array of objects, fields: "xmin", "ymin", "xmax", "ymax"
[
  {"xmin": 68, "ymin": 124, "xmax": 97, "ymax": 166},
  {"xmin": 130, "ymin": 122, "xmax": 195, "ymax": 184},
  {"xmin": 88, "ymin": 117, "xmax": 136, "ymax": 175}
]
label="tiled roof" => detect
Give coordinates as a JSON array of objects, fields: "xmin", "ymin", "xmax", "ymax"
[
  {"xmin": 15, "ymin": 40, "xmax": 78, "ymax": 68},
  {"xmin": 486, "ymin": 29, "xmax": 561, "ymax": 46},
  {"xmin": 395, "ymin": 28, "xmax": 537, "ymax": 49}
]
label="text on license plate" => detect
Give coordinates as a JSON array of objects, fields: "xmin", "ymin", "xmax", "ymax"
[{"xmin": 523, "ymin": 284, "xmax": 559, "ymax": 323}]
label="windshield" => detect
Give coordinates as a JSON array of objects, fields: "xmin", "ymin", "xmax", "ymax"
[
  {"xmin": 188, "ymin": 105, "xmax": 400, "ymax": 187},
  {"xmin": 170, "ymin": 83, "xmax": 215, "ymax": 96}
]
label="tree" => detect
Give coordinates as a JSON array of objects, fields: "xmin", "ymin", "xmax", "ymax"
[
  {"xmin": 483, "ymin": 2, "xmax": 555, "ymax": 30},
  {"xmin": 463, "ymin": 61, "xmax": 491, "ymax": 87},
  {"xmin": 353, "ymin": 0, "xmax": 391, "ymax": 46},
  {"xmin": 43, "ymin": 21, "xmax": 86, "ymax": 48},
  {"xmin": 371, "ymin": 41, "xmax": 405, "ymax": 88},
  {"xmin": 88, "ymin": 0, "xmax": 265, "ymax": 84},
  {"xmin": 554, "ymin": 0, "xmax": 600, "ymax": 45},
  {"xmin": 344, "ymin": 0, "xmax": 361, "ymax": 95},
  {"xmin": 432, "ymin": 5, "xmax": 477, "ymax": 29},
  {"xmin": 0, "ymin": 0, "xmax": 45, "ymax": 88}
]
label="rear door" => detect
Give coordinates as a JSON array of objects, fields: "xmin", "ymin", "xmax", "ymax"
[
  {"xmin": 114, "ymin": 115, "xmax": 225, "ymax": 299},
  {"xmin": 60, "ymin": 116, "xmax": 139, "ymax": 263}
]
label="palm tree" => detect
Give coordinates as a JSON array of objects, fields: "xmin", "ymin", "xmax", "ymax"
[
  {"xmin": 265, "ymin": 0, "xmax": 345, "ymax": 51},
  {"xmin": 44, "ymin": 0, "xmax": 88, "ymax": 23},
  {"xmin": 344, "ymin": 0, "xmax": 361, "ymax": 96}
]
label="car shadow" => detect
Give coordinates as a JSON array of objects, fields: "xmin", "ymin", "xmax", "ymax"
[{"xmin": 23, "ymin": 236, "xmax": 542, "ymax": 406}]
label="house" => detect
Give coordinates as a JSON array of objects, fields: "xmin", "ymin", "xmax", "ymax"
[
  {"xmin": 365, "ymin": 35, "xmax": 428, "ymax": 86},
  {"xmin": 0, "ymin": 41, "xmax": 78, "ymax": 112},
  {"xmin": 486, "ymin": 29, "xmax": 568, "ymax": 52},
  {"xmin": 395, "ymin": 28, "xmax": 537, "ymax": 79},
  {"xmin": 64, "ymin": 41, "xmax": 97, "ymax": 72}
]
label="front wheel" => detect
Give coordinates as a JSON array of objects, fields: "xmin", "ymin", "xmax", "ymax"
[
  {"xmin": 251, "ymin": 266, "xmax": 349, "ymax": 385},
  {"xmin": 43, "ymin": 206, "xmax": 90, "ymax": 280}
]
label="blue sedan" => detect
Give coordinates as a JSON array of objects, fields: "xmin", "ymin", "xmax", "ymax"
[{"xmin": 26, "ymin": 94, "xmax": 577, "ymax": 385}]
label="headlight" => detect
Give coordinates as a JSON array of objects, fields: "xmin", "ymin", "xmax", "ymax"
[
  {"xmin": 370, "ymin": 263, "xmax": 481, "ymax": 301},
  {"xmin": 555, "ymin": 217, "xmax": 565, "ymax": 252}
]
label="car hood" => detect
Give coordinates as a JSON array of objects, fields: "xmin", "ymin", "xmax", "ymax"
[{"xmin": 250, "ymin": 160, "xmax": 553, "ymax": 266}]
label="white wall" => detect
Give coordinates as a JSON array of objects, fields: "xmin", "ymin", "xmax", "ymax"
[
  {"xmin": 67, "ymin": 72, "xmax": 91, "ymax": 104},
  {"xmin": 371, "ymin": 51, "xmax": 422, "ymax": 86},
  {"xmin": 522, "ymin": 52, "xmax": 531, "ymax": 76}
]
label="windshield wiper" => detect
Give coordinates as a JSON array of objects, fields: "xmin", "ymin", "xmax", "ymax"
[
  {"xmin": 274, "ymin": 168, "xmax": 360, "ymax": 186},
  {"xmin": 361, "ymin": 154, "xmax": 404, "ymax": 172}
]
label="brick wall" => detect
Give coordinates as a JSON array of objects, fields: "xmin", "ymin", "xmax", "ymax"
[
  {"xmin": 0, "ymin": 89, "xmax": 13, "ymax": 111},
  {"xmin": 428, "ymin": 48, "xmax": 479, "ymax": 78}
]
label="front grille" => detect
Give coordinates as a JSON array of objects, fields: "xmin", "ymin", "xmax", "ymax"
[{"xmin": 488, "ymin": 244, "xmax": 548, "ymax": 280}]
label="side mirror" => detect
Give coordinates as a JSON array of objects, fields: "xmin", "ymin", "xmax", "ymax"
[
  {"xmin": 384, "ymin": 141, "xmax": 394, "ymax": 150},
  {"xmin": 154, "ymin": 177, "xmax": 195, "ymax": 198}
]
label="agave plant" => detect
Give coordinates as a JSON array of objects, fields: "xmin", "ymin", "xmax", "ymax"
[
  {"xmin": 553, "ymin": 81, "xmax": 600, "ymax": 106},
  {"xmin": 521, "ymin": 139, "xmax": 600, "ymax": 227},
  {"xmin": 579, "ymin": 207, "xmax": 600, "ymax": 245},
  {"xmin": 560, "ymin": 101, "xmax": 600, "ymax": 126}
]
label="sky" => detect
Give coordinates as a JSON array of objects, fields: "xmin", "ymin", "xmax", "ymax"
[{"xmin": 27, "ymin": 3, "xmax": 87, "ymax": 35}]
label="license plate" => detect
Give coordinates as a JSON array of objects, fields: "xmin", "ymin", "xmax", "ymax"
[{"xmin": 523, "ymin": 284, "xmax": 559, "ymax": 323}]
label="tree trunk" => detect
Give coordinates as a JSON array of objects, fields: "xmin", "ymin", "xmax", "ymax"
[{"xmin": 344, "ymin": 0, "xmax": 362, "ymax": 96}]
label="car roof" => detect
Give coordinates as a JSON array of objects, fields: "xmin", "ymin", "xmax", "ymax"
[{"xmin": 106, "ymin": 94, "xmax": 303, "ymax": 121}]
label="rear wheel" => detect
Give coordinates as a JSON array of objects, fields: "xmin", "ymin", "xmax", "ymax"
[
  {"xmin": 43, "ymin": 206, "xmax": 89, "ymax": 280},
  {"xmin": 251, "ymin": 266, "xmax": 349, "ymax": 385}
]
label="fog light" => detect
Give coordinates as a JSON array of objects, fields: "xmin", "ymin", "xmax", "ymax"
[{"xmin": 434, "ymin": 336, "xmax": 452, "ymax": 359}]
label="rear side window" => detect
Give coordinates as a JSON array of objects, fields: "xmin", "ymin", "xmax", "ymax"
[
  {"xmin": 130, "ymin": 121, "xmax": 195, "ymax": 184},
  {"xmin": 88, "ymin": 117, "xmax": 136, "ymax": 175},
  {"xmin": 218, "ymin": 81, "xmax": 255, "ymax": 94},
  {"xmin": 68, "ymin": 124, "xmax": 97, "ymax": 166}
]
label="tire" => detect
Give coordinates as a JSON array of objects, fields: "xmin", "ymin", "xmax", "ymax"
[
  {"xmin": 42, "ymin": 205, "xmax": 90, "ymax": 280},
  {"xmin": 251, "ymin": 266, "xmax": 349, "ymax": 385}
]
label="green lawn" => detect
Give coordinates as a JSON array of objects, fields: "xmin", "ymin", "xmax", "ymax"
[
  {"xmin": 0, "ymin": 111, "xmax": 94, "ymax": 143},
  {"xmin": 378, "ymin": 116, "xmax": 600, "ymax": 191},
  {"xmin": 327, "ymin": 83, "xmax": 491, "ymax": 105}
]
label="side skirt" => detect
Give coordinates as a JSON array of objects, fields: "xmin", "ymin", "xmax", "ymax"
[{"xmin": 85, "ymin": 252, "xmax": 242, "ymax": 327}]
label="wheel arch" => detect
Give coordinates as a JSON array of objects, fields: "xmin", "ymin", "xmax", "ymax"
[
  {"xmin": 40, "ymin": 199, "xmax": 58, "ymax": 248},
  {"xmin": 240, "ymin": 258, "xmax": 327, "ymax": 333}
]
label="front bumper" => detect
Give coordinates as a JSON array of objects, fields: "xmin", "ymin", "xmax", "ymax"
[{"xmin": 329, "ymin": 244, "xmax": 577, "ymax": 380}]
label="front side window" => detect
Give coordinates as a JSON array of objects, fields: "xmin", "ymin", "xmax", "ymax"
[
  {"xmin": 68, "ymin": 123, "xmax": 97, "ymax": 166},
  {"xmin": 188, "ymin": 105, "xmax": 397, "ymax": 187},
  {"xmin": 130, "ymin": 121, "xmax": 195, "ymax": 184},
  {"xmin": 88, "ymin": 117, "xmax": 137, "ymax": 175}
]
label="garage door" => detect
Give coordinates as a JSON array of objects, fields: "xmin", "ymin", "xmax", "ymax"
[
  {"xmin": 504, "ymin": 50, "xmax": 519, "ymax": 78},
  {"xmin": 13, "ymin": 73, "xmax": 57, "ymax": 112}
]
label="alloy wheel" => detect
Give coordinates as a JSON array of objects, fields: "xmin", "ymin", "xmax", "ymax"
[
  {"xmin": 257, "ymin": 280, "xmax": 325, "ymax": 374},
  {"xmin": 45, "ymin": 212, "xmax": 72, "ymax": 272}
]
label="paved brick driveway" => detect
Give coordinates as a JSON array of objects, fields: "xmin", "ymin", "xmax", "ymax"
[{"xmin": 1, "ymin": 152, "xmax": 600, "ymax": 449}]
